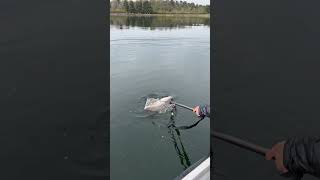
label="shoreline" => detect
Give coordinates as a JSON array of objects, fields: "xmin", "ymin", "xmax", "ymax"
[{"xmin": 110, "ymin": 13, "xmax": 210, "ymax": 18}]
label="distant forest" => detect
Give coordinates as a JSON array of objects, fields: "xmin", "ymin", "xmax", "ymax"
[
  {"xmin": 110, "ymin": 0, "xmax": 210, "ymax": 14},
  {"xmin": 111, "ymin": 15, "xmax": 210, "ymax": 29}
]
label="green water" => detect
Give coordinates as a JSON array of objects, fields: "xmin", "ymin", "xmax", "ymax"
[{"xmin": 110, "ymin": 15, "xmax": 210, "ymax": 180}]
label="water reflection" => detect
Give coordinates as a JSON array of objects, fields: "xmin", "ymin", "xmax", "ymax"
[{"xmin": 110, "ymin": 15, "xmax": 210, "ymax": 30}]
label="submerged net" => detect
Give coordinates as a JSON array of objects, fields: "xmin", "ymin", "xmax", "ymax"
[{"xmin": 144, "ymin": 96, "xmax": 175, "ymax": 113}]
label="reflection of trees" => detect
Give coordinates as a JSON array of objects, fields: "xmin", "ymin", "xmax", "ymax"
[{"xmin": 110, "ymin": 15, "xmax": 210, "ymax": 30}]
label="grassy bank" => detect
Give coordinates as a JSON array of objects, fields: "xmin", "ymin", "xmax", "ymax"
[{"xmin": 110, "ymin": 13, "xmax": 210, "ymax": 18}]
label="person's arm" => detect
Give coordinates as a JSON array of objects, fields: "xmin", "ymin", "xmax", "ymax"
[
  {"xmin": 193, "ymin": 105, "xmax": 210, "ymax": 118},
  {"xmin": 284, "ymin": 136, "xmax": 320, "ymax": 178},
  {"xmin": 266, "ymin": 136, "xmax": 320, "ymax": 179}
]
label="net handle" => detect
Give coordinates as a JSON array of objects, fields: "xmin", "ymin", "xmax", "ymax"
[
  {"xmin": 212, "ymin": 131, "xmax": 269, "ymax": 156},
  {"xmin": 171, "ymin": 102, "xmax": 296, "ymax": 177},
  {"xmin": 171, "ymin": 102, "xmax": 270, "ymax": 156},
  {"xmin": 172, "ymin": 102, "xmax": 194, "ymax": 111}
]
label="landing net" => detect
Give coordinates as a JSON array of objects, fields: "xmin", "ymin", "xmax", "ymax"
[{"xmin": 144, "ymin": 96, "xmax": 175, "ymax": 113}]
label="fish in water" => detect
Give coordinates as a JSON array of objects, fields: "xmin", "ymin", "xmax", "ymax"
[{"xmin": 144, "ymin": 96, "xmax": 174, "ymax": 113}]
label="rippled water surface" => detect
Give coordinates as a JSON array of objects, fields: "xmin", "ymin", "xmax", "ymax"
[{"xmin": 110, "ymin": 16, "xmax": 210, "ymax": 180}]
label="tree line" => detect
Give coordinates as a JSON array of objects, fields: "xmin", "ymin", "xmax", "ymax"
[
  {"xmin": 110, "ymin": 0, "xmax": 210, "ymax": 14},
  {"xmin": 111, "ymin": 15, "xmax": 210, "ymax": 29}
]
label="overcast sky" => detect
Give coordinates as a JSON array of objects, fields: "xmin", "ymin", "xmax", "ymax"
[{"xmin": 185, "ymin": 0, "xmax": 209, "ymax": 5}]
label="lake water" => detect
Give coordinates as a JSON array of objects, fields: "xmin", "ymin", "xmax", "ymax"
[{"xmin": 110, "ymin": 15, "xmax": 210, "ymax": 180}]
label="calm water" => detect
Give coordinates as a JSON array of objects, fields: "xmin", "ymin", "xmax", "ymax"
[{"xmin": 110, "ymin": 16, "xmax": 210, "ymax": 180}]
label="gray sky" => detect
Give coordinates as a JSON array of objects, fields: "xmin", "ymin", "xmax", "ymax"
[{"xmin": 184, "ymin": 0, "xmax": 209, "ymax": 5}]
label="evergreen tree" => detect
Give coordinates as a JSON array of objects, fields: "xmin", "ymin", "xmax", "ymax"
[
  {"xmin": 142, "ymin": 1, "xmax": 153, "ymax": 14},
  {"xmin": 128, "ymin": 1, "xmax": 135, "ymax": 13},
  {"xmin": 123, "ymin": 0, "xmax": 129, "ymax": 12},
  {"xmin": 170, "ymin": 0, "xmax": 175, "ymax": 6},
  {"xmin": 136, "ymin": 0, "xmax": 143, "ymax": 13}
]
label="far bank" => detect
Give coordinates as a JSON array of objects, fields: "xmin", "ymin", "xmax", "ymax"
[{"xmin": 110, "ymin": 13, "xmax": 210, "ymax": 18}]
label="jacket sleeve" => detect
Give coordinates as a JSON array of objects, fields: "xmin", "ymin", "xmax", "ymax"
[
  {"xmin": 205, "ymin": 105, "xmax": 210, "ymax": 118},
  {"xmin": 283, "ymin": 136, "xmax": 320, "ymax": 179},
  {"xmin": 200, "ymin": 105, "xmax": 210, "ymax": 118}
]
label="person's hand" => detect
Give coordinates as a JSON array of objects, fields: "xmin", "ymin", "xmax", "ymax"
[
  {"xmin": 265, "ymin": 141, "xmax": 288, "ymax": 174},
  {"xmin": 193, "ymin": 106, "xmax": 201, "ymax": 117}
]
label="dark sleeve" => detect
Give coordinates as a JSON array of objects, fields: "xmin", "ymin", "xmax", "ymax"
[
  {"xmin": 200, "ymin": 105, "xmax": 210, "ymax": 118},
  {"xmin": 283, "ymin": 136, "xmax": 320, "ymax": 179}
]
